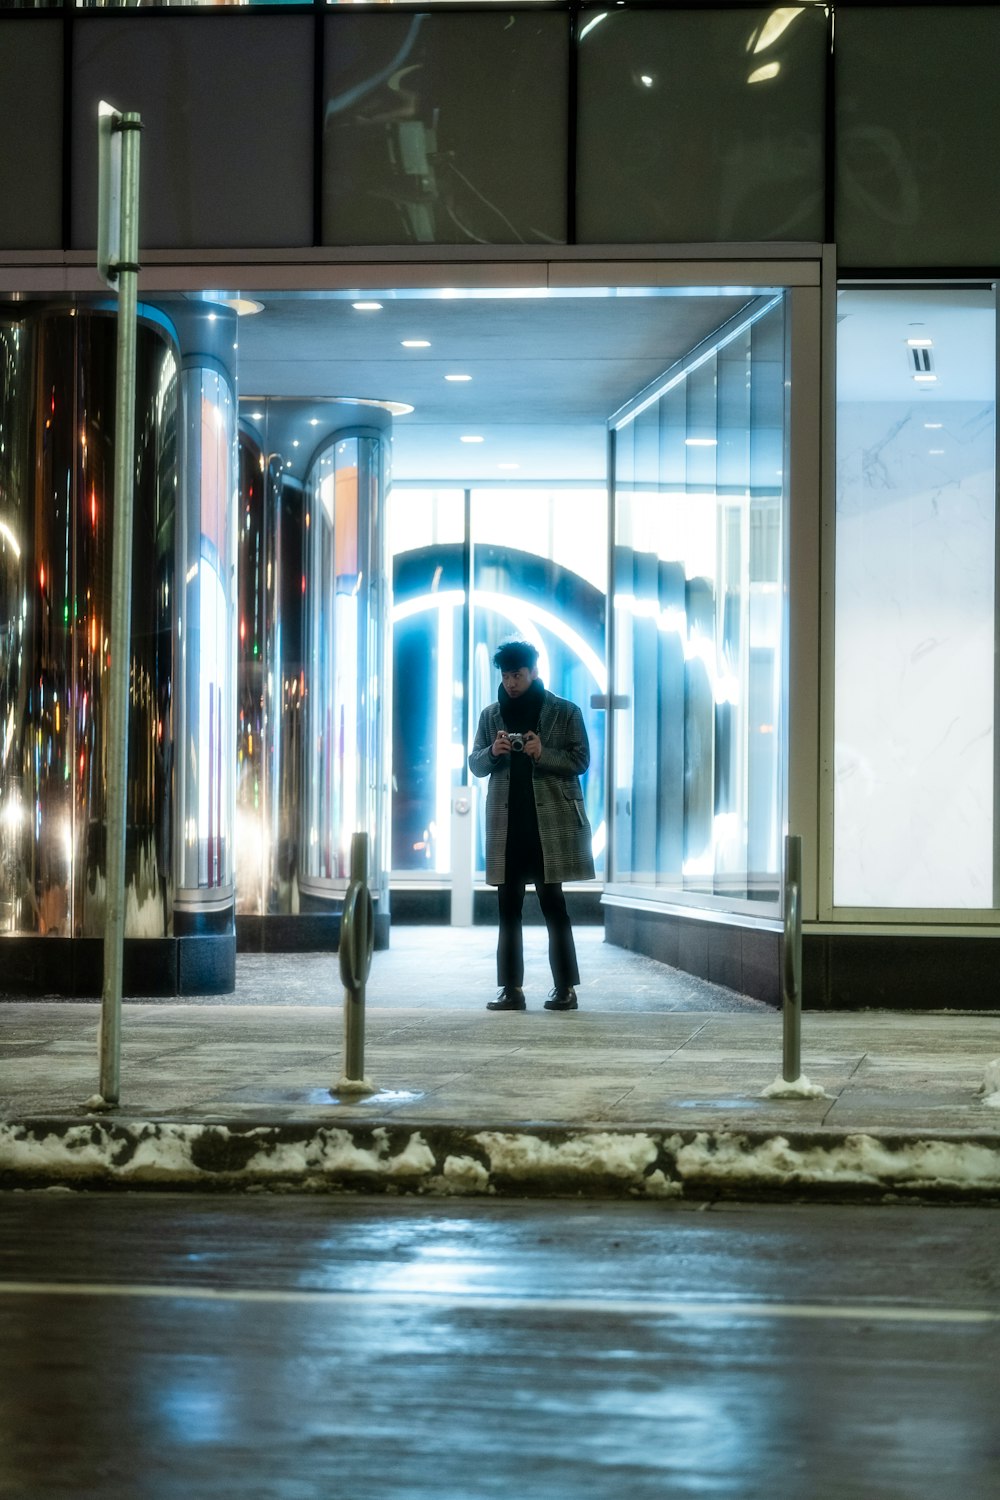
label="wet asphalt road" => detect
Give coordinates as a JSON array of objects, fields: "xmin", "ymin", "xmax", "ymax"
[{"xmin": 0, "ymin": 1194, "xmax": 998, "ymax": 1500}]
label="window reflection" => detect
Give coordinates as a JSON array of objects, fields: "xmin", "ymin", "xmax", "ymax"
[
  {"xmin": 323, "ymin": 12, "xmax": 567, "ymax": 246},
  {"xmin": 610, "ymin": 298, "xmax": 785, "ymax": 907}
]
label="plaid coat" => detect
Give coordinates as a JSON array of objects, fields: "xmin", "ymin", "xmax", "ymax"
[{"xmin": 469, "ymin": 690, "xmax": 596, "ymax": 887}]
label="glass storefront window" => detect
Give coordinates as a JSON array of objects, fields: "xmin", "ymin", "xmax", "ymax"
[
  {"xmin": 609, "ymin": 297, "xmax": 786, "ymax": 906},
  {"xmin": 834, "ymin": 287, "xmax": 996, "ymax": 908}
]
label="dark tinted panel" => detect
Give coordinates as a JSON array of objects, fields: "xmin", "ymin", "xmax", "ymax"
[
  {"xmin": 72, "ymin": 16, "xmax": 313, "ymax": 250},
  {"xmin": 836, "ymin": 7, "xmax": 1000, "ymax": 267},
  {"xmin": 0, "ymin": 21, "xmax": 62, "ymax": 247},
  {"xmin": 577, "ymin": 7, "xmax": 826, "ymax": 244},
  {"xmin": 323, "ymin": 12, "xmax": 568, "ymax": 246}
]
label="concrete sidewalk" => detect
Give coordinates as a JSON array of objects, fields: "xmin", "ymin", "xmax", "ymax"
[{"xmin": 3, "ymin": 929, "xmax": 1000, "ymax": 1201}]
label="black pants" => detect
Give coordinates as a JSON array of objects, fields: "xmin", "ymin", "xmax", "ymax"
[{"xmin": 497, "ymin": 878, "xmax": 580, "ymax": 990}]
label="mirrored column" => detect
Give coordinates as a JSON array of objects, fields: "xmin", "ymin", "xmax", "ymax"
[
  {"xmin": 237, "ymin": 400, "xmax": 392, "ymax": 943},
  {"xmin": 168, "ymin": 305, "xmax": 239, "ymax": 933}
]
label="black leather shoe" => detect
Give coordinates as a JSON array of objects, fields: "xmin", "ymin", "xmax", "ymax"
[
  {"xmin": 487, "ymin": 986, "xmax": 526, "ymax": 1012},
  {"xmin": 544, "ymin": 986, "xmax": 578, "ymax": 1011}
]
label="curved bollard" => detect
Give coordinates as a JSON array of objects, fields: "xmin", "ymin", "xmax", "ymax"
[
  {"xmin": 334, "ymin": 831, "xmax": 376, "ymax": 1097},
  {"xmin": 762, "ymin": 833, "xmax": 827, "ymax": 1100}
]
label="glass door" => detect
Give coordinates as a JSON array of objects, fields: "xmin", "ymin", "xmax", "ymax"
[{"xmin": 389, "ymin": 486, "xmax": 608, "ymax": 882}]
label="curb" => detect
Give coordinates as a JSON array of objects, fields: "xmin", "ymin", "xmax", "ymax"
[{"xmin": 3, "ymin": 1118, "xmax": 1000, "ymax": 1202}]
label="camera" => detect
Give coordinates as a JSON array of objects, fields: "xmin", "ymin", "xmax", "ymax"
[{"xmin": 507, "ymin": 732, "xmax": 525, "ymax": 752}]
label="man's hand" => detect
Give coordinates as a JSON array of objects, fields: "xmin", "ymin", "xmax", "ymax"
[
  {"xmin": 492, "ymin": 730, "xmax": 512, "ymax": 756},
  {"xmin": 523, "ymin": 731, "xmax": 542, "ymax": 761}
]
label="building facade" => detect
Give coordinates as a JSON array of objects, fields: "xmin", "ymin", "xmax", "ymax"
[{"xmin": 1, "ymin": 0, "xmax": 998, "ymax": 1007}]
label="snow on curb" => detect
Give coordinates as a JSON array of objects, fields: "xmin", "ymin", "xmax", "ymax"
[
  {"xmin": 668, "ymin": 1131, "xmax": 1000, "ymax": 1194},
  {"xmin": 2, "ymin": 1119, "xmax": 1000, "ymax": 1199},
  {"xmin": 980, "ymin": 1059, "xmax": 1000, "ymax": 1109}
]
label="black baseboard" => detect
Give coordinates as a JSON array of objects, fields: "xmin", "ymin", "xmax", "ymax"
[
  {"xmin": 0, "ymin": 934, "xmax": 236, "ymax": 998},
  {"xmin": 391, "ymin": 887, "xmax": 604, "ymax": 927},
  {"xmin": 604, "ymin": 905, "xmax": 1000, "ymax": 1010},
  {"xmin": 236, "ymin": 911, "xmax": 391, "ymax": 953},
  {"xmin": 802, "ymin": 933, "xmax": 1000, "ymax": 1011},
  {"xmin": 604, "ymin": 905, "xmax": 781, "ymax": 1006}
]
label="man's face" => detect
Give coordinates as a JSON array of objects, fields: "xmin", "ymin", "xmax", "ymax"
[{"xmin": 501, "ymin": 666, "xmax": 537, "ymax": 698}]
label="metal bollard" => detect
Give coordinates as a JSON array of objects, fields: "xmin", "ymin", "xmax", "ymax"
[
  {"xmin": 782, "ymin": 833, "xmax": 803, "ymax": 1083},
  {"xmin": 335, "ymin": 831, "xmax": 376, "ymax": 1096}
]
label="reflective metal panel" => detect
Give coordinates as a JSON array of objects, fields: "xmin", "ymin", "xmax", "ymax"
[
  {"xmin": 235, "ymin": 403, "xmax": 391, "ymax": 922},
  {"xmin": 0, "ymin": 306, "xmax": 177, "ymax": 937},
  {"xmin": 174, "ymin": 361, "xmax": 237, "ymax": 911},
  {"xmin": 300, "ymin": 430, "xmax": 388, "ymax": 893}
]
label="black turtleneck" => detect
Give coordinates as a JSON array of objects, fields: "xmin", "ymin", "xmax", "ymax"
[
  {"xmin": 498, "ymin": 678, "xmax": 545, "ymax": 878},
  {"xmin": 498, "ymin": 677, "xmax": 545, "ymax": 733}
]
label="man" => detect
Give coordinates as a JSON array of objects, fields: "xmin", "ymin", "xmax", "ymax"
[{"xmin": 469, "ymin": 639, "xmax": 595, "ymax": 1012}]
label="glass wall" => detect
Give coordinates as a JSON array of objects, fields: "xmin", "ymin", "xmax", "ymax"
[
  {"xmin": 390, "ymin": 486, "xmax": 606, "ymax": 880},
  {"xmin": 834, "ymin": 287, "xmax": 996, "ymax": 909},
  {"xmin": 609, "ymin": 296, "xmax": 786, "ymax": 906}
]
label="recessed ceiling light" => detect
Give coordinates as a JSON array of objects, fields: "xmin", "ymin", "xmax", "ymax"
[
  {"xmin": 352, "ymin": 301, "xmax": 383, "ymax": 312},
  {"xmin": 219, "ymin": 297, "xmax": 264, "ymax": 317},
  {"xmin": 446, "ymin": 374, "xmax": 472, "ymax": 383},
  {"xmin": 907, "ymin": 338, "xmax": 933, "ymax": 348},
  {"xmin": 913, "ymin": 374, "xmax": 937, "ymax": 383},
  {"xmin": 685, "ymin": 437, "xmax": 718, "ymax": 446},
  {"xmin": 292, "ymin": 440, "xmax": 300, "ymax": 448},
  {"xmin": 460, "ymin": 435, "xmax": 484, "ymax": 444},
  {"xmin": 249, "ymin": 411, "xmax": 264, "ymax": 420},
  {"xmin": 327, "ymin": 397, "xmax": 414, "ymax": 417},
  {"xmin": 929, "ymin": 448, "xmax": 945, "ymax": 455},
  {"xmin": 309, "ymin": 419, "xmax": 320, "ymax": 426},
  {"xmin": 924, "ymin": 422, "xmax": 943, "ymax": 429},
  {"xmin": 401, "ymin": 339, "xmax": 431, "ymax": 349}
]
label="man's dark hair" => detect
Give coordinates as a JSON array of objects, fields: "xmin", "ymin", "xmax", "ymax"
[{"xmin": 493, "ymin": 639, "xmax": 539, "ymax": 672}]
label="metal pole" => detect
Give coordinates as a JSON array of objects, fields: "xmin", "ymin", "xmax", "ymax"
[
  {"xmin": 782, "ymin": 833, "xmax": 803, "ymax": 1083},
  {"xmin": 337, "ymin": 831, "xmax": 375, "ymax": 1094},
  {"xmin": 98, "ymin": 112, "xmax": 142, "ymax": 1106}
]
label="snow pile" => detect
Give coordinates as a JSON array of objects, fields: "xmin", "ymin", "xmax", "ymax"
[
  {"xmin": 473, "ymin": 1130, "xmax": 660, "ymax": 1188},
  {"xmin": 761, "ymin": 1075, "xmax": 829, "ymax": 1100},
  {"xmin": 241, "ymin": 1127, "xmax": 435, "ymax": 1182},
  {"xmin": 0, "ymin": 1121, "xmax": 436, "ymax": 1187},
  {"xmin": 668, "ymin": 1130, "xmax": 1000, "ymax": 1193},
  {"xmin": 440, "ymin": 1154, "xmax": 491, "ymax": 1193},
  {"xmin": 981, "ymin": 1059, "xmax": 1000, "ymax": 1109},
  {"xmin": 0, "ymin": 1122, "xmax": 210, "ymax": 1183}
]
